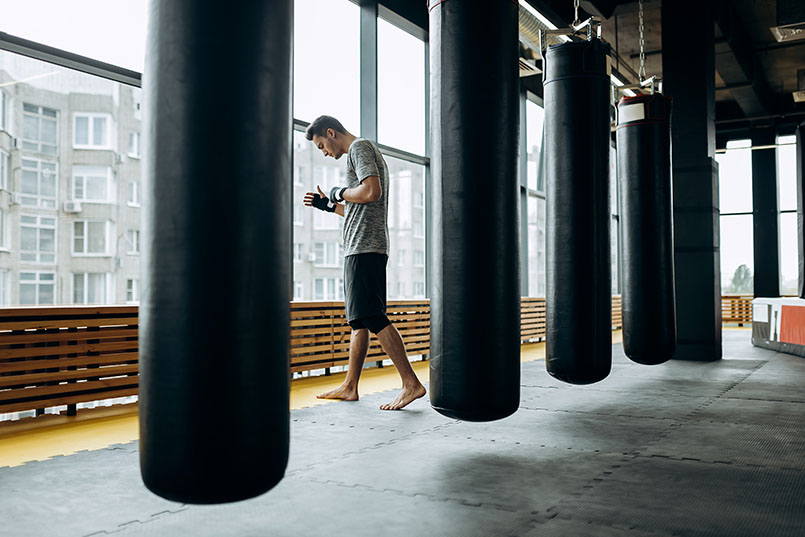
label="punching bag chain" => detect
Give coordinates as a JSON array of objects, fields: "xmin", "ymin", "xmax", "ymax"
[
  {"xmin": 638, "ymin": 0, "xmax": 646, "ymax": 82},
  {"xmin": 573, "ymin": 0, "xmax": 580, "ymax": 27}
]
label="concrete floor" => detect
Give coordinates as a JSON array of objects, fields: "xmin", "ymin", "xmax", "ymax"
[{"xmin": 1, "ymin": 329, "xmax": 803, "ymax": 537}]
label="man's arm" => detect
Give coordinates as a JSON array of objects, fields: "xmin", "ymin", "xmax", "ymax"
[{"xmin": 340, "ymin": 176, "xmax": 381, "ymax": 204}]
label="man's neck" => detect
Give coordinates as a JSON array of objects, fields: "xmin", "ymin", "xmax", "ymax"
[{"xmin": 340, "ymin": 132, "xmax": 358, "ymax": 154}]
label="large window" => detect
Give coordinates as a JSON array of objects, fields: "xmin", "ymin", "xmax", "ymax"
[
  {"xmin": 73, "ymin": 113, "xmax": 112, "ymax": 149},
  {"xmin": 0, "ymin": 148, "xmax": 9, "ymax": 190},
  {"xmin": 22, "ymin": 103, "xmax": 58, "ymax": 155},
  {"xmin": 525, "ymin": 100, "xmax": 546, "ymax": 297},
  {"xmin": 293, "ymin": 0, "xmax": 359, "ymax": 129},
  {"xmin": 20, "ymin": 215, "xmax": 56, "ymax": 264},
  {"xmin": 777, "ymin": 135, "xmax": 798, "ymax": 295},
  {"xmin": 73, "ymin": 273, "xmax": 111, "ymax": 304},
  {"xmin": 0, "ymin": 90, "xmax": 9, "ymax": 132},
  {"xmin": 72, "ymin": 166, "xmax": 112, "ymax": 202},
  {"xmin": 717, "ymin": 140, "xmax": 754, "ymax": 293},
  {"xmin": 378, "ymin": 16, "xmax": 425, "ymax": 155},
  {"xmin": 73, "ymin": 221, "xmax": 110, "ymax": 256},
  {"xmin": 21, "ymin": 157, "xmax": 57, "ymax": 208},
  {"xmin": 19, "ymin": 271, "xmax": 55, "ymax": 305}
]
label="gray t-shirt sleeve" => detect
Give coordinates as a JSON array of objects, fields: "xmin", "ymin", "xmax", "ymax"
[{"xmin": 351, "ymin": 141, "xmax": 380, "ymax": 183}]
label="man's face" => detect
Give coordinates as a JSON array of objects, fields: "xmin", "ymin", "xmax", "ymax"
[{"xmin": 312, "ymin": 130, "xmax": 342, "ymax": 160}]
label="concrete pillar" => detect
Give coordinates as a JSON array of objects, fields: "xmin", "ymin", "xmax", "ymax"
[
  {"xmin": 662, "ymin": 0, "xmax": 722, "ymax": 361},
  {"xmin": 751, "ymin": 127, "xmax": 780, "ymax": 297}
]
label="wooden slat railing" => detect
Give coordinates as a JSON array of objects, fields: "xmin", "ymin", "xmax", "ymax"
[
  {"xmin": 722, "ymin": 294, "xmax": 753, "ymax": 325},
  {"xmin": 0, "ymin": 306, "xmax": 139, "ymax": 416},
  {"xmin": 0, "ymin": 294, "xmax": 742, "ymax": 416}
]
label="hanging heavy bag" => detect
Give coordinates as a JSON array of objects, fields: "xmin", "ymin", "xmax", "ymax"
[{"xmin": 617, "ymin": 94, "xmax": 676, "ymax": 365}]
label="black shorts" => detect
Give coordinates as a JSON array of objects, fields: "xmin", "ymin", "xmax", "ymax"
[{"xmin": 344, "ymin": 253, "xmax": 388, "ymax": 322}]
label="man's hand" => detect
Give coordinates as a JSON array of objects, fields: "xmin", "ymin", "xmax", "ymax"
[{"xmin": 304, "ymin": 185, "xmax": 336, "ymax": 212}]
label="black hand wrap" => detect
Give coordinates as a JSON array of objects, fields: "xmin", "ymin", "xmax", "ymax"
[
  {"xmin": 329, "ymin": 186, "xmax": 347, "ymax": 203},
  {"xmin": 311, "ymin": 194, "xmax": 335, "ymax": 213}
]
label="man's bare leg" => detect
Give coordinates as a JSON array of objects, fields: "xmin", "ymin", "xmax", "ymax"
[
  {"xmin": 375, "ymin": 323, "xmax": 426, "ymax": 410},
  {"xmin": 316, "ymin": 328, "xmax": 369, "ymax": 400}
]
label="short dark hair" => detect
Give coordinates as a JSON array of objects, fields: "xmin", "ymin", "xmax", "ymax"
[{"xmin": 305, "ymin": 115, "xmax": 347, "ymax": 141}]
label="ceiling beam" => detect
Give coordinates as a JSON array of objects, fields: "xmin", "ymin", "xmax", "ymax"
[{"xmin": 713, "ymin": 0, "xmax": 777, "ymax": 118}]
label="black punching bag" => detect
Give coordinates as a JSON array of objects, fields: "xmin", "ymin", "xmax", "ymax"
[
  {"xmin": 429, "ymin": 0, "xmax": 520, "ymax": 421},
  {"xmin": 544, "ymin": 40, "xmax": 612, "ymax": 384},
  {"xmin": 617, "ymin": 95, "xmax": 676, "ymax": 364},
  {"xmin": 140, "ymin": 0, "xmax": 291, "ymax": 503}
]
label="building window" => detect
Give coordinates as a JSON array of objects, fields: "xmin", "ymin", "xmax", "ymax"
[
  {"xmin": 314, "ymin": 277, "xmax": 343, "ymax": 300},
  {"xmin": 0, "ymin": 208, "xmax": 6, "ymax": 249},
  {"xmin": 20, "ymin": 215, "xmax": 56, "ymax": 263},
  {"xmin": 128, "ymin": 131, "xmax": 141, "ymax": 158},
  {"xmin": 294, "ymin": 243, "xmax": 303, "ymax": 263},
  {"xmin": 293, "ymin": 203, "xmax": 303, "ymax": 226},
  {"xmin": 126, "ymin": 279, "xmax": 139, "ymax": 303},
  {"xmin": 0, "ymin": 90, "xmax": 10, "ymax": 132},
  {"xmin": 413, "ymin": 250, "xmax": 424, "ymax": 267},
  {"xmin": 73, "ymin": 220, "xmax": 110, "ymax": 255},
  {"xmin": 19, "ymin": 271, "xmax": 55, "ymax": 304},
  {"xmin": 294, "ymin": 281, "xmax": 303, "ymax": 300},
  {"xmin": 72, "ymin": 166, "xmax": 112, "ymax": 202},
  {"xmin": 126, "ymin": 229, "xmax": 140, "ymax": 254},
  {"xmin": 717, "ymin": 140, "xmax": 755, "ymax": 293},
  {"xmin": 73, "ymin": 113, "xmax": 111, "ymax": 149},
  {"xmin": 128, "ymin": 181, "xmax": 140, "ymax": 206},
  {"xmin": 314, "ymin": 242, "xmax": 342, "ymax": 267},
  {"xmin": 398, "ymin": 249, "xmax": 407, "ymax": 266},
  {"xmin": 73, "ymin": 273, "xmax": 110, "ymax": 304},
  {"xmin": 0, "ymin": 269, "xmax": 8, "ymax": 305},
  {"xmin": 22, "ymin": 103, "xmax": 58, "ymax": 155},
  {"xmin": 20, "ymin": 157, "xmax": 57, "ymax": 208},
  {"xmin": 0, "ymin": 148, "xmax": 9, "ymax": 190},
  {"xmin": 414, "ymin": 281, "xmax": 425, "ymax": 297}
]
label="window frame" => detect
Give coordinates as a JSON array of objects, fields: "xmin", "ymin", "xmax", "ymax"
[
  {"xmin": 20, "ymin": 157, "xmax": 58, "ymax": 209},
  {"xmin": 72, "ymin": 165, "xmax": 114, "ymax": 203},
  {"xmin": 22, "ymin": 102, "xmax": 58, "ymax": 155},
  {"xmin": 72, "ymin": 219, "xmax": 112, "ymax": 257},
  {"xmin": 126, "ymin": 229, "xmax": 140, "ymax": 255},
  {"xmin": 19, "ymin": 270, "xmax": 56, "ymax": 305},
  {"xmin": 72, "ymin": 272, "xmax": 112, "ymax": 304},
  {"xmin": 73, "ymin": 112, "xmax": 113, "ymax": 150},
  {"xmin": 20, "ymin": 214, "xmax": 57, "ymax": 264}
]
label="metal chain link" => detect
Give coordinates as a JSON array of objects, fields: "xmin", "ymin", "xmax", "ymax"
[
  {"xmin": 638, "ymin": 0, "xmax": 646, "ymax": 81},
  {"xmin": 574, "ymin": 0, "xmax": 580, "ymax": 27}
]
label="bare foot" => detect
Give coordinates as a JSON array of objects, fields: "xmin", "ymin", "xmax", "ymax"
[
  {"xmin": 316, "ymin": 385, "xmax": 358, "ymax": 401},
  {"xmin": 380, "ymin": 384, "xmax": 426, "ymax": 410}
]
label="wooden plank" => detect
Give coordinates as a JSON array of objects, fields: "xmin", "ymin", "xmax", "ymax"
[
  {"xmin": 0, "ymin": 317, "xmax": 138, "ymax": 332},
  {"xmin": 0, "ymin": 352, "xmax": 138, "ymax": 374},
  {"xmin": 0, "ymin": 305, "xmax": 138, "ymax": 318},
  {"xmin": 0, "ymin": 376, "xmax": 138, "ymax": 403},
  {"xmin": 0, "ymin": 327, "xmax": 138, "ymax": 345},
  {"xmin": 0, "ymin": 387, "xmax": 139, "ymax": 414},
  {"xmin": 0, "ymin": 339, "xmax": 139, "ymax": 360},
  {"xmin": 0, "ymin": 363, "xmax": 139, "ymax": 388}
]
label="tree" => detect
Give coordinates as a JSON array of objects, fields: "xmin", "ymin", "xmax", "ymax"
[{"xmin": 726, "ymin": 264, "xmax": 753, "ymax": 294}]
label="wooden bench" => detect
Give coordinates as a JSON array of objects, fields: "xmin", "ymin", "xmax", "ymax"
[
  {"xmin": 520, "ymin": 296, "xmax": 623, "ymax": 343},
  {"xmin": 722, "ymin": 294, "xmax": 753, "ymax": 325}
]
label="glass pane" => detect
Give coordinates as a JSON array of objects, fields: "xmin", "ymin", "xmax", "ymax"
[
  {"xmin": 88, "ymin": 222, "xmax": 106, "ymax": 253},
  {"xmin": 87, "ymin": 273, "xmax": 105, "ymax": 303},
  {"xmin": 75, "ymin": 116, "xmax": 89, "ymax": 145},
  {"xmin": 777, "ymin": 135, "xmax": 797, "ymax": 212},
  {"xmin": 41, "ymin": 117, "xmax": 57, "ymax": 144},
  {"xmin": 525, "ymin": 100, "xmax": 544, "ymax": 191},
  {"xmin": 716, "ymin": 140, "xmax": 753, "ymax": 214},
  {"xmin": 378, "ymin": 17, "xmax": 425, "ymax": 155},
  {"xmin": 780, "ymin": 212, "xmax": 798, "ymax": 295},
  {"xmin": 41, "ymin": 172, "xmax": 56, "ymax": 197},
  {"xmin": 87, "ymin": 175, "xmax": 107, "ymax": 200},
  {"xmin": 21, "ymin": 170, "xmax": 38, "ymax": 194},
  {"xmin": 386, "ymin": 156, "xmax": 425, "ymax": 299},
  {"xmin": 73, "ymin": 274, "xmax": 84, "ymax": 303},
  {"xmin": 74, "ymin": 177, "xmax": 84, "ymax": 199},
  {"xmin": 293, "ymin": 0, "xmax": 360, "ymax": 130},
  {"xmin": 20, "ymin": 227, "xmax": 37, "ymax": 251},
  {"xmin": 720, "ymin": 214, "xmax": 754, "ymax": 293},
  {"xmin": 0, "ymin": 2, "xmax": 147, "ymax": 72},
  {"xmin": 93, "ymin": 116, "xmax": 106, "ymax": 146},
  {"xmin": 38, "ymin": 283, "xmax": 54, "ymax": 304},
  {"xmin": 19, "ymin": 283, "xmax": 35, "ymax": 305},
  {"xmin": 24, "ymin": 115, "xmax": 38, "ymax": 140},
  {"xmin": 40, "ymin": 228, "xmax": 55, "ymax": 252}
]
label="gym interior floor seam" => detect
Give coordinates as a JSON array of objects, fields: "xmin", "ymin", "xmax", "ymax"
[{"xmin": 1, "ymin": 328, "xmax": 803, "ymax": 537}]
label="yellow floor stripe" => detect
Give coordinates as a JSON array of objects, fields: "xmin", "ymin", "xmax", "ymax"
[{"xmin": 0, "ymin": 332, "xmax": 628, "ymax": 468}]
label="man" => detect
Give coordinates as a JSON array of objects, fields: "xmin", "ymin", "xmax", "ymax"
[{"xmin": 302, "ymin": 115, "xmax": 426, "ymax": 410}]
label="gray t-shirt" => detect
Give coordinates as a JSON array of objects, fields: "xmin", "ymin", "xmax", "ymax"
[{"xmin": 343, "ymin": 138, "xmax": 390, "ymax": 256}]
